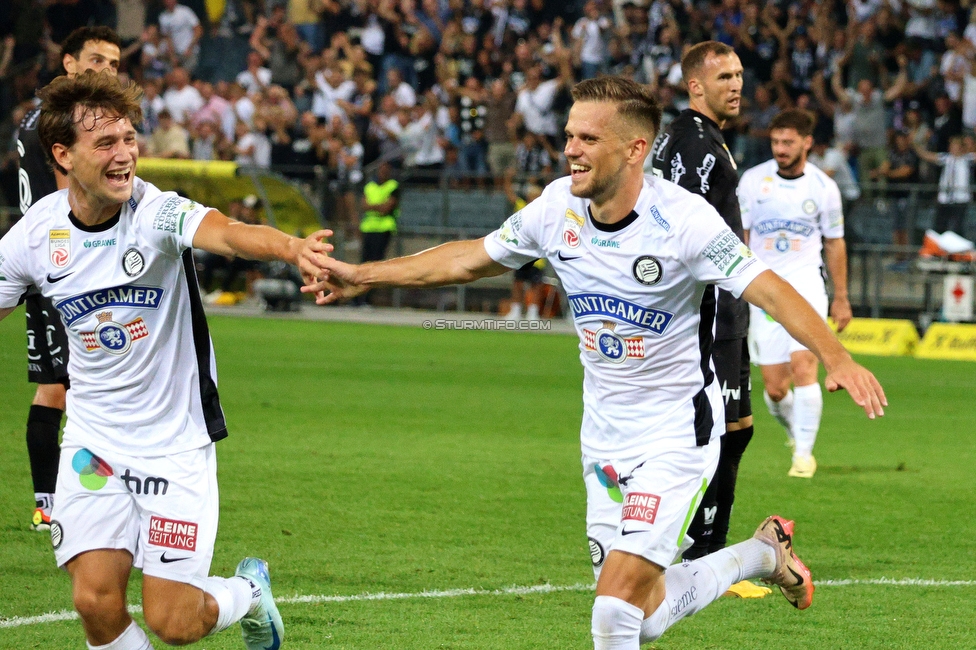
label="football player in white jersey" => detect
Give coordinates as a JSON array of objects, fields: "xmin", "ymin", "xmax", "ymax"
[
  {"xmin": 0, "ymin": 73, "xmax": 330, "ymax": 650},
  {"xmin": 739, "ymin": 109, "xmax": 852, "ymax": 479},
  {"xmin": 299, "ymin": 77, "xmax": 885, "ymax": 648}
]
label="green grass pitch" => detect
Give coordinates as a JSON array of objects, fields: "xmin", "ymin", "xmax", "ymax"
[{"xmin": 1, "ymin": 309, "xmax": 974, "ymax": 648}]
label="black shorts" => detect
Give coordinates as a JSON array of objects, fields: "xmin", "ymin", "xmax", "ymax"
[
  {"xmin": 514, "ymin": 260, "xmax": 543, "ymax": 283},
  {"xmin": 712, "ymin": 337, "xmax": 751, "ymax": 423},
  {"xmin": 25, "ymin": 291, "xmax": 70, "ymax": 386}
]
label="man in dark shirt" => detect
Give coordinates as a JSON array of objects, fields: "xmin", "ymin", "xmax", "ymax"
[
  {"xmin": 16, "ymin": 26, "xmax": 122, "ymax": 531},
  {"xmin": 650, "ymin": 41, "xmax": 768, "ymax": 598},
  {"xmin": 869, "ymin": 130, "xmax": 919, "ymax": 252}
]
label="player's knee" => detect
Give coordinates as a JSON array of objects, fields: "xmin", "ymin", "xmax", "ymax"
[
  {"xmin": 765, "ymin": 385, "xmax": 790, "ymax": 402},
  {"xmin": 33, "ymin": 383, "xmax": 67, "ymax": 410},
  {"xmin": 72, "ymin": 584, "xmax": 126, "ymax": 627}
]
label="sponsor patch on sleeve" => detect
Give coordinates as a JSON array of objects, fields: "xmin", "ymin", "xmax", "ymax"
[
  {"xmin": 153, "ymin": 197, "xmax": 200, "ymax": 235},
  {"xmin": 702, "ymin": 230, "xmax": 756, "ymax": 277},
  {"xmin": 496, "ymin": 211, "xmax": 523, "ymax": 245}
]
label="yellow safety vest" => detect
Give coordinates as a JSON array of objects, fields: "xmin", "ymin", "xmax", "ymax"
[{"xmin": 360, "ymin": 180, "xmax": 399, "ymax": 233}]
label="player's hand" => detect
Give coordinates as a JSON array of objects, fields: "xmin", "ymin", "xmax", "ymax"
[
  {"xmin": 823, "ymin": 357, "xmax": 887, "ymax": 419},
  {"xmin": 297, "ymin": 229, "xmax": 334, "ymax": 288},
  {"xmin": 300, "ymin": 257, "xmax": 369, "ymax": 304},
  {"xmin": 830, "ymin": 297, "xmax": 853, "ymax": 332}
]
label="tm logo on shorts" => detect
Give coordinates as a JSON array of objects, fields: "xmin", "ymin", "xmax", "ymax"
[
  {"xmin": 72, "ymin": 449, "xmax": 114, "ymax": 490},
  {"xmin": 622, "ymin": 492, "xmax": 661, "ymax": 524}
]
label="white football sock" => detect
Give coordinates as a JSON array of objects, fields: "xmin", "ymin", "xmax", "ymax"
[
  {"xmin": 640, "ymin": 539, "xmax": 776, "ymax": 642},
  {"xmin": 87, "ymin": 621, "xmax": 154, "ymax": 650},
  {"xmin": 763, "ymin": 389, "xmax": 794, "ymax": 435},
  {"xmin": 526, "ymin": 303, "xmax": 540, "ymax": 320},
  {"xmin": 204, "ymin": 575, "xmax": 261, "ymax": 635},
  {"xmin": 592, "ymin": 595, "xmax": 643, "ymax": 649},
  {"xmin": 505, "ymin": 303, "xmax": 522, "ymax": 320},
  {"xmin": 792, "ymin": 383, "xmax": 823, "ymax": 457}
]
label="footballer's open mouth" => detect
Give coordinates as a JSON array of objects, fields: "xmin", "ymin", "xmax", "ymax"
[
  {"xmin": 106, "ymin": 168, "xmax": 132, "ymax": 188},
  {"xmin": 570, "ymin": 163, "xmax": 591, "ymax": 181}
]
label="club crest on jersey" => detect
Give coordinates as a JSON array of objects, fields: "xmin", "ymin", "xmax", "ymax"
[
  {"xmin": 569, "ymin": 293, "xmax": 674, "ymax": 335},
  {"xmin": 632, "ymin": 256, "xmax": 663, "ymax": 285},
  {"xmin": 583, "ymin": 323, "xmax": 646, "ymax": 363},
  {"xmin": 49, "ymin": 230, "xmax": 70, "ymax": 268},
  {"xmin": 802, "ymin": 199, "xmax": 817, "ymax": 214},
  {"xmin": 80, "ymin": 311, "xmax": 149, "ymax": 355},
  {"xmin": 564, "ymin": 209, "xmax": 584, "ymax": 248},
  {"xmin": 122, "ymin": 248, "xmax": 145, "ymax": 277}
]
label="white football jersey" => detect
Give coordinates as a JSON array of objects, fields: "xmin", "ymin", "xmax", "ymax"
[
  {"xmin": 738, "ymin": 160, "xmax": 844, "ymax": 282},
  {"xmin": 0, "ymin": 178, "xmax": 225, "ymax": 457},
  {"xmin": 484, "ymin": 175, "xmax": 768, "ymax": 459}
]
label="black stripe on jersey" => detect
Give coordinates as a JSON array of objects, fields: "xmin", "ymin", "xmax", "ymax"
[
  {"xmin": 181, "ymin": 249, "xmax": 228, "ymax": 442},
  {"xmin": 693, "ymin": 284, "xmax": 718, "ymax": 446}
]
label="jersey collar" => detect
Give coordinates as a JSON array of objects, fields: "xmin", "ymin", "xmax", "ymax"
[{"xmin": 69, "ymin": 207, "xmax": 121, "ymax": 233}]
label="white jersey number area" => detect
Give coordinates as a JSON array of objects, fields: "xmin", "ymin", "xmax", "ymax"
[
  {"xmin": 738, "ymin": 159, "xmax": 844, "ymax": 280},
  {"xmin": 484, "ymin": 175, "xmax": 768, "ymax": 459},
  {"xmin": 0, "ymin": 178, "xmax": 224, "ymax": 457}
]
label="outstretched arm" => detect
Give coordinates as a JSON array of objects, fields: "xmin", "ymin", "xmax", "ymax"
[
  {"xmin": 300, "ymin": 236, "xmax": 510, "ymax": 303},
  {"xmin": 823, "ymin": 236, "xmax": 852, "ymax": 331},
  {"xmin": 192, "ymin": 210, "xmax": 334, "ymax": 282},
  {"xmin": 741, "ymin": 269, "xmax": 886, "ymax": 417}
]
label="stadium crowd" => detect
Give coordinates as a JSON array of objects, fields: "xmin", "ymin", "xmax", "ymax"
[{"xmin": 2, "ymin": 0, "xmax": 976, "ymax": 234}]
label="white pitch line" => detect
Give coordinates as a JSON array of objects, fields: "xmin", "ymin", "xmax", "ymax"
[{"xmin": 3, "ymin": 578, "xmax": 975, "ymax": 629}]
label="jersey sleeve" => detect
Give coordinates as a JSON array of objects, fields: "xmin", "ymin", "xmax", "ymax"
[
  {"xmin": 679, "ymin": 198, "xmax": 768, "ymax": 298},
  {"xmin": 141, "ymin": 192, "xmax": 215, "ymax": 257},
  {"xmin": 483, "ymin": 190, "xmax": 550, "ymax": 269},
  {"xmin": 0, "ymin": 222, "xmax": 34, "ymax": 308},
  {"xmin": 820, "ymin": 177, "xmax": 844, "ymax": 239}
]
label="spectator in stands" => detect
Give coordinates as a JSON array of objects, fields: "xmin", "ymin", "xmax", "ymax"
[
  {"xmin": 234, "ymin": 118, "xmax": 272, "ymax": 168},
  {"xmin": 931, "ymin": 92, "xmax": 964, "ymax": 151},
  {"xmin": 228, "ymin": 81, "xmax": 256, "ymax": 126},
  {"xmin": 831, "ymin": 54, "xmax": 909, "ymax": 184},
  {"xmin": 333, "ymin": 121, "xmax": 365, "ymax": 238},
  {"xmin": 387, "ymin": 66, "xmax": 418, "ymax": 108},
  {"xmin": 236, "ymin": 50, "xmax": 272, "ymax": 95},
  {"xmin": 146, "ymin": 108, "xmax": 191, "ymax": 158},
  {"xmin": 501, "ymin": 171, "xmax": 545, "ymax": 321},
  {"xmin": 139, "ymin": 24, "xmax": 176, "ymax": 81},
  {"xmin": 941, "ymin": 32, "xmax": 971, "ymax": 104},
  {"xmin": 398, "ymin": 96, "xmax": 445, "ymax": 174},
  {"xmin": 514, "ymin": 127, "xmax": 554, "ymax": 184},
  {"xmin": 484, "ymin": 77, "xmax": 517, "ymax": 178},
  {"xmin": 288, "ymin": 0, "xmax": 321, "ymax": 53},
  {"xmin": 510, "ymin": 54, "xmax": 573, "ymax": 148},
  {"xmin": 572, "ymin": 1, "xmax": 612, "ymax": 80},
  {"xmin": 163, "ymin": 66, "xmax": 204, "ymax": 124},
  {"xmin": 869, "ymin": 130, "xmax": 920, "ymax": 251},
  {"xmin": 158, "ymin": 0, "xmax": 202, "ymax": 73},
  {"xmin": 192, "ymin": 79, "xmax": 236, "ymax": 140},
  {"xmin": 739, "ymin": 84, "xmax": 779, "ymax": 168},
  {"xmin": 313, "ymin": 62, "xmax": 356, "ymax": 122},
  {"xmin": 335, "ymin": 68, "xmax": 376, "ymax": 141},
  {"xmin": 915, "ymin": 134, "xmax": 976, "ymax": 238},
  {"xmin": 139, "ymin": 77, "xmax": 166, "ymax": 136},
  {"xmin": 190, "ymin": 118, "xmax": 228, "ymax": 161},
  {"xmin": 251, "ymin": 8, "xmax": 306, "ymax": 93}
]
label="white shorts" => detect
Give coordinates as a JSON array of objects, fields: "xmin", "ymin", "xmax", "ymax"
[
  {"xmin": 583, "ymin": 440, "xmax": 720, "ymax": 577},
  {"xmin": 749, "ymin": 281, "xmax": 828, "ymax": 366},
  {"xmin": 51, "ymin": 444, "xmax": 219, "ymax": 589}
]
